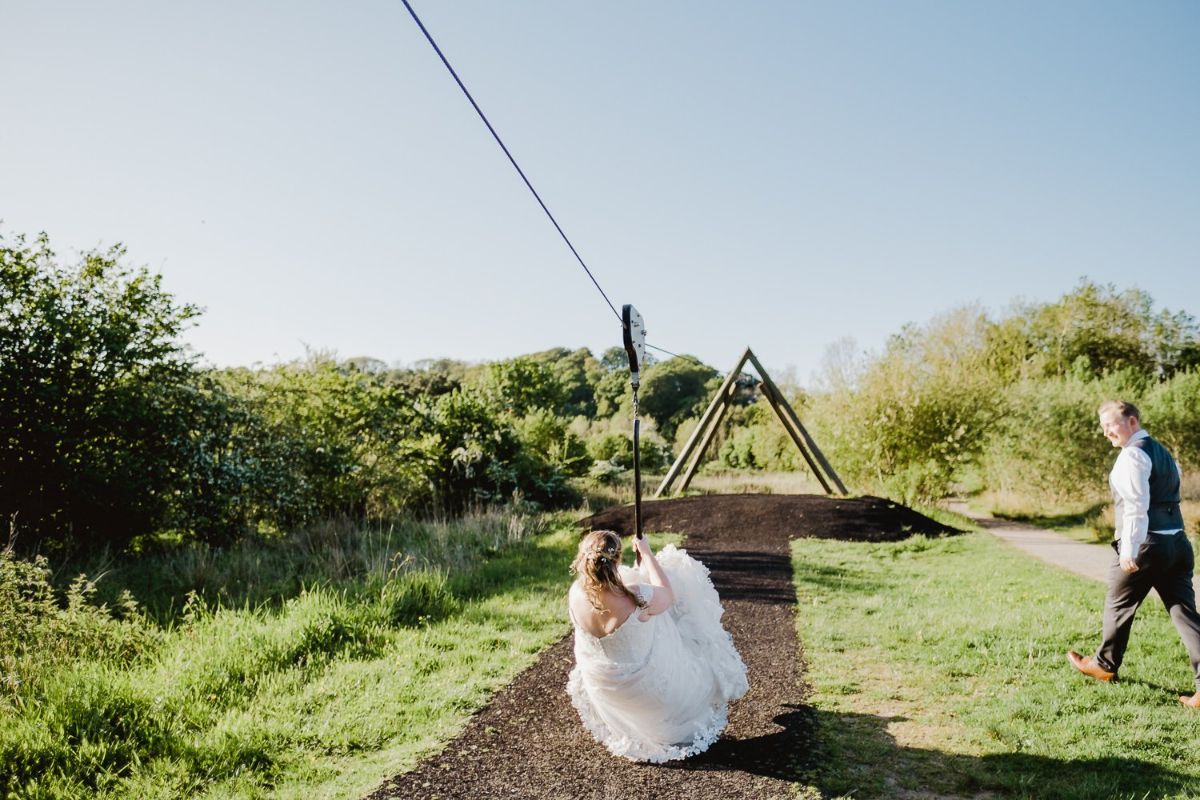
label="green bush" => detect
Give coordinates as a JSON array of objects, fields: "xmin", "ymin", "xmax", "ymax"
[
  {"xmin": 587, "ymin": 432, "xmax": 633, "ymax": 465},
  {"xmin": 585, "ymin": 429, "xmax": 670, "ymax": 472},
  {"xmin": 513, "ymin": 408, "xmax": 589, "ymax": 477},
  {"xmin": 979, "ymin": 371, "xmax": 1142, "ymax": 502},
  {"xmin": 809, "ymin": 308, "xmax": 1002, "ymax": 502},
  {"xmin": 719, "ymin": 426, "xmax": 758, "ymax": 469},
  {"xmin": 804, "ymin": 290, "xmax": 1199, "ymax": 505},
  {"xmin": 1143, "ymin": 368, "xmax": 1200, "ymax": 470},
  {"xmin": 0, "ymin": 232, "xmax": 203, "ymax": 555},
  {"xmin": 215, "ymin": 358, "xmax": 432, "ymax": 529},
  {"xmin": 717, "ymin": 403, "xmax": 806, "ymax": 472},
  {"xmin": 0, "ymin": 544, "xmax": 159, "ymax": 705},
  {"xmin": 482, "ymin": 356, "xmax": 567, "ymax": 417}
]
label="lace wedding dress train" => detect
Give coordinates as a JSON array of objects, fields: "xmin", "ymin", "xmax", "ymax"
[{"xmin": 566, "ymin": 544, "xmax": 748, "ymax": 762}]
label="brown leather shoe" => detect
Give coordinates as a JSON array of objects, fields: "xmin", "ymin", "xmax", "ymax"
[
  {"xmin": 1067, "ymin": 650, "xmax": 1116, "ymax": 682},
  {"xmin": 1180, "ymin": 693, "xmax": 1200, "ymax": 709}
]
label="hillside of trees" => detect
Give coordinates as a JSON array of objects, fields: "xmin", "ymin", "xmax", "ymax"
[{"xmin": 3, "ymin": 230, "xmax": 1198, "ymax": 559}]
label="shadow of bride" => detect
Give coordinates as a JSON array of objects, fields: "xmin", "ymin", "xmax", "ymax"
[{"xmin": 664, "ymin": 704, "xmax": 817, "ymax": 782}]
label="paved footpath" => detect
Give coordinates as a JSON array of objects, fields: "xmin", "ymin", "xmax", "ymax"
[{"xmin": 948, "ymin": 501, "xmax": 1200, "ymax": 595}]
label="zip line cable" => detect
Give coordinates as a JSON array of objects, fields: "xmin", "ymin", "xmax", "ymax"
[
  {"xmin": 400, "ymin": 0, "xmax": 621, "ymax": 323},
  {"xmin": 401, "ymin": 1, "xmax": 711, "ymax": 370},
  {"xmin": 645, "ymin": 343, "xmax": 710, "ymax": 369}
]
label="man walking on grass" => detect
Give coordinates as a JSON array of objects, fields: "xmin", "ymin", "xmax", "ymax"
[{"xmin": 1068, "ymin": 400, "xmax": 1200, "ymax": 708}]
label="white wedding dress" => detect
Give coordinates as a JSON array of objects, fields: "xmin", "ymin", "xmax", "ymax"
[{"xmin": 566, "ymin": 544, "xmax": 749, "ymax": 762}]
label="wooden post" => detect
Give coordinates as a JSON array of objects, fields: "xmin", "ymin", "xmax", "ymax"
[
  {"xmin": 758, "ymin": 382, "xmax": 832, "ymax": 494},
  {"xmin": 746, "ymin": 351, "xmax": 848, "ymax": 495},
  {"xmin": 676, "ymin": 385, "xmax": 733, "ymax": 494},
  {"xmin": 655, "ymin": 346, "xmax": 848, "ymax": 498},
  {"xmin": 655, "ymin": 347, "xmax": 751, "ymax": 497}
]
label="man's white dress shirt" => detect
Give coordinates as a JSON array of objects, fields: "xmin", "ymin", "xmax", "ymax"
[{"xmin": 1111, "ymin": 429, "xmax": 1183, "ymax": 561}]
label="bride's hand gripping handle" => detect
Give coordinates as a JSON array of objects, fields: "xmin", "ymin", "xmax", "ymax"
[
  {"xmin": 630, "ymin": 534, "xmax": 674, "ymax": 612},
  {"xmin": 633, "ymin": 536, "xmax": 670, "ymax": 589}
]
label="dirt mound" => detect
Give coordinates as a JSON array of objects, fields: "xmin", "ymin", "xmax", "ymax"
[{"xmin": 581, "ymin": 493, "xmax": 960, "ymax": 542}]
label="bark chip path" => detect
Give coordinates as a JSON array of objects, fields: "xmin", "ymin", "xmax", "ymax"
[{"xmin": 369, "ymin": 494, "xmax": 957, "ymax": 800}]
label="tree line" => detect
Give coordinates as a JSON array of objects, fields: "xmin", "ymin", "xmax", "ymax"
[
  {"xmin": 4, "ymin": 230, "xmax": 1197, "ymax": 558},
  {"xmin": 784, "ymin": 283, "xmax": 1200, "ymax": 504},
  {"xmin": 0, "ymin": 232, "xmax": 720, "ymax": 557}
]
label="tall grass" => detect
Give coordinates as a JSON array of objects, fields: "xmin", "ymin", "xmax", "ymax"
[
  {"xmin": 83, "ymin": 509, "xmax": 547, "ymax": 620},
  {"xmin": 0, "ymin": 509, "xmax": 578, "ymax": 799},
  {"xmin": 978, "ymin": 472, "xmax": 1200, "ymax": 544}
]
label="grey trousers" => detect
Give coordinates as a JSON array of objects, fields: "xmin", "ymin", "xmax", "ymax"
[{"xmin": 1095, "ymin": 532, "xmax": 1200, "ymax": 690}]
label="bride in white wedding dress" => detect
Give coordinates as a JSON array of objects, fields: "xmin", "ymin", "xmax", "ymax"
[{"xmin": 566, "ymin": 529, "xmax": 748, "ymax": 763}]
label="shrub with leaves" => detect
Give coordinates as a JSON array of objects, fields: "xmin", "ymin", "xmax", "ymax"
[
  {"xmin": 809, "ymin": 308, "xmax": 1003, "ymax": 502},
  {"xmin": 979, "ymin": 371, "xmax": 1143, "ymax": 503},
  {"xmin": 0, "ymin": 544, "xmax": 159, "ymax": 711},
  {"xmin": 215, "ymin": 357, "xmax": 432, "ymax": 529},
  {"xmin": 1143, "ymin": 369, "xmax": 1200, "ymax": 471},
  {"xmin": 0, "ymin": 232, "xmax": 203, "ymax": 556}
]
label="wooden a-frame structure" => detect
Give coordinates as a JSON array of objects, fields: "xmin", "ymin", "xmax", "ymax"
[{"xmin": 655, "ymin": 347, "xmax": 848, "ymax": 498}]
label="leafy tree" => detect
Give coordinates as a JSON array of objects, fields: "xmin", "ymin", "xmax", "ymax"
[
  {"xmin": 979, "ymin": 370, "xmax": 1142, "ymax": 502},
  {"xmin": 424, "ymin": 387, "xmax": 575, "ymax": 509},
  {"xmin": 525, "ymin": 346, "xmax": 602, "ymax": 418},
  {"xmin": 512, "ymin": 408, "xmax": 589, "ymax": 477},
  {"xmin": 637, "ymin": 357, "xmax": 719, "ymax": 442},
  {"xmin": 216, "ymin": 357, "xmax": 431, "ymax": 530},
  {"xmin": 0, "ymin": 233, "xmax": 201, "ymax": 555},
  {"xmin": 717, "ymin": 402, "xmax": 806, "ymax": 472},
  {"xmin": 985, "ymin": 280, "xmax": 1200, "ymax": 381},
  {"xmin": 1143, "ymin": 369, "xmax": 1200, "ymax": 471},
  {"xmin": 809, "ymin": 307, "xmax": 1003, "ymax": 502},
  {"xmin": 483, "ymin": 357, "xmax": 567, "ymax": 417},
  {"xmin": 387, "ymin": 358, "xmax": 468, "ymax": 398},
  {"xmin": 593, "ymin": 345, "xmax": 666, "ymax": 418},
  {"xmin": 598, "ymin": 346, "xmax": 629, "ymax": 372}
]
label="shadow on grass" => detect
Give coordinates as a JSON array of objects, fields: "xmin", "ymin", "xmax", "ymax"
[
  {"xmin": 792, "ymin": 560, "xmax": 895, "ymax": 596},
  {"xmin": 665, "ymin": 704, "xmax": 1195, "ymax": 799},
  {"xmin": 797, "ymin": 707, "xmax": 1197, "ymax": 800},
  {"xmin": 991, "ymin": 501, "xmax": 1108, "ymax": 534}
]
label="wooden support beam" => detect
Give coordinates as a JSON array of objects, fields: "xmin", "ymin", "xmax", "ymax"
[
  {"xmin": 655, "ymin": 347, "xmax": 751, "ymax": 497},
  {"xmin": 776, "ymin": 398, "xmax": 848, "ymax": 495},
  {"xmin": 746, "ymin": 350, "xmax": 849, "ymax": 495},
  {"xmin": 758, "ymin": 382, "xmax": 832, "ymax": 494},
  {"xmin": 655, "ymin": 346, "xmax": 849, "ymax": 498},
  {"xmin": 676, "ymin": 384, "xmax": 734, "ymax": 494}
]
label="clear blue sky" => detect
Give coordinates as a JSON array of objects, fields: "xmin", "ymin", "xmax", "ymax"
[{"xmin": 2, "ymin": 1, "xmax": 1197, "ymax": 384}]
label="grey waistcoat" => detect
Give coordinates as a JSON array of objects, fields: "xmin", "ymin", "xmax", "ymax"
[{"xmin": 1122, "ymin": 435, "xmax": 1184, "ymax": 531}]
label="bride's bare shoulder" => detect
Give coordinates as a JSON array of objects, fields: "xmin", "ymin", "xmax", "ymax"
[{"xmin": 568, "ymin": 581, "xmax": 594, "ymax": 617}]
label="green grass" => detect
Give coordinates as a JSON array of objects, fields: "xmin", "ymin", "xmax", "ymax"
[
  {"xmin": 1, "ymin": 512, "xmax": 680, "ymax": 800},
  {"xmin": 0, "ymin": 513, "xmax": 581, "ymax": 799},
  {"xmin": 791, "ymin": 531, "xmax": 1200, "ymax": 799}
]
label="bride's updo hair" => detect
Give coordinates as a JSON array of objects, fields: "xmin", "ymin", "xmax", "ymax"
[{"xmin": 572, "ymin": 530, "xmax": 646, "ymax": 613}]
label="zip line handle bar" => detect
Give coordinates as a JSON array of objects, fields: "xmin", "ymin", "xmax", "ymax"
[{"xmin": 623, "ymin": 304, "xmax": 647, "ymax": 565}]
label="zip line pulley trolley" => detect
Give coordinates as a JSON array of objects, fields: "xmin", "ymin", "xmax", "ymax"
[{"xmin": 621, "ymin": 304, "xmax": 647, "ymax": 564}]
